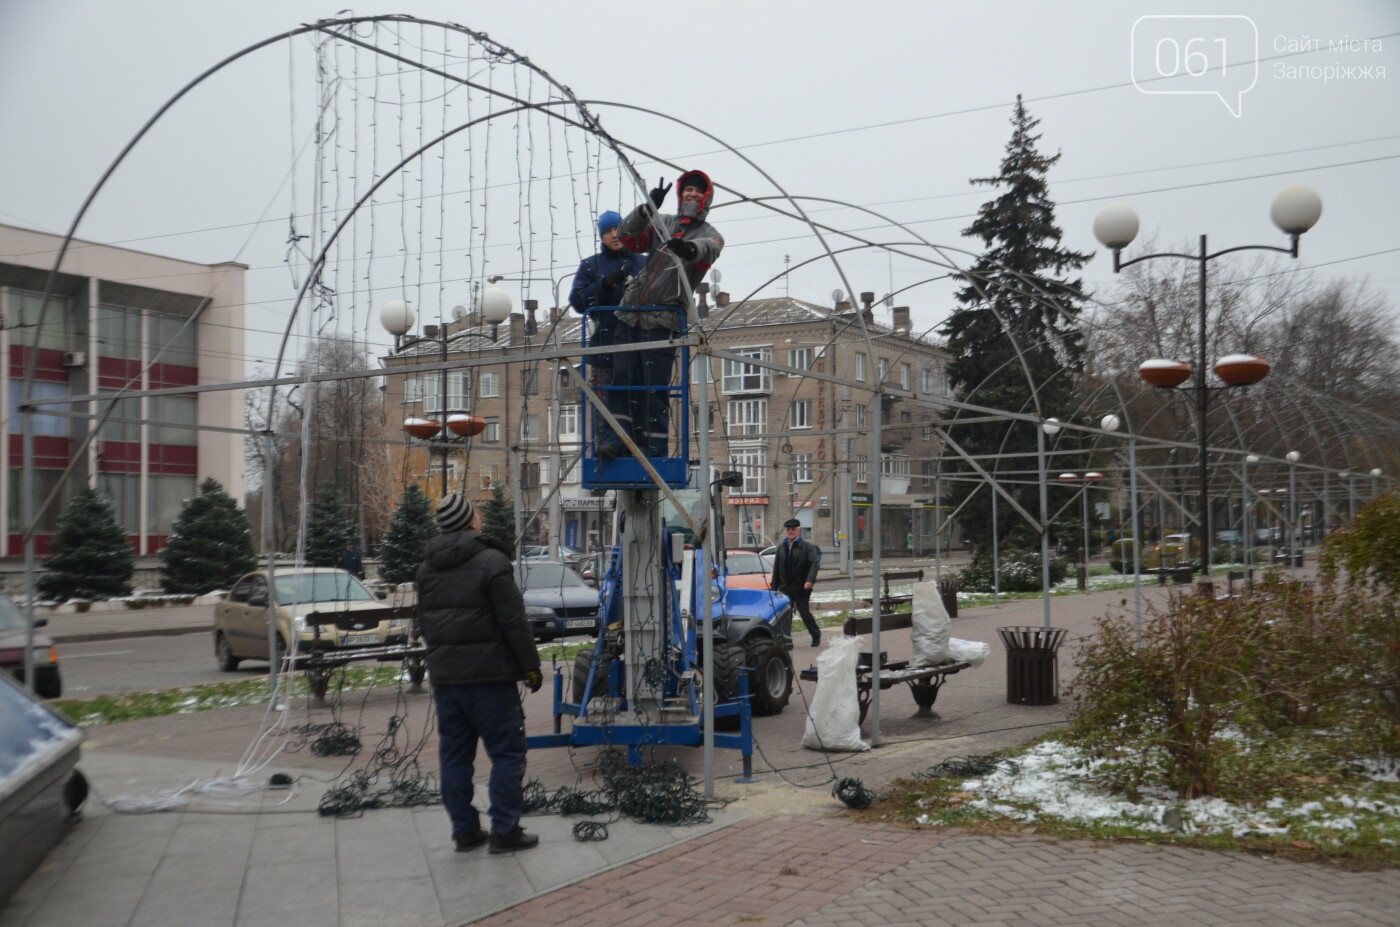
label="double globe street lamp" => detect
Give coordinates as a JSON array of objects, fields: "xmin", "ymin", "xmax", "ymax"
[
  {"xmin": 381, "ymin": 289, "xmax": 513, "ymax": 494},
  {"xmin": 1093, "ymin": 186, "xmax": 1322, "ymax": 590}
]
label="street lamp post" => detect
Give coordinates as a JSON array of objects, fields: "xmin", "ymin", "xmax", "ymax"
[
  {"xmin": 1371, "ymin": 467, "xmax": 1384, "ymax": 503},
  {"xmin": 1102, "ymin": 413, "xmax": 1143, "ymax": 630},
  {"xmin": 381, "ymin": 290, "xmax": 511, "ymax": 495},
  {"xmin": 1285, "ymin": 450, "xmax": 1300, "ymax": 575},
  {"xmin": 1058, "ymin": 471, "xmax": 1104, "ymax": 591},
  {"xmin": 1339, "ymin": 470, "xmax": 1355, "ymax": 522},
  {"xmin": 1243, "ymin": 454, "xmax": 1259, "ymax": 574},
  {"xmin": 1039, "ymin": 418, "xmax": 1061, "ymax": 629},
  {"xmin": 1093, "ymin": 186, "xmax": 1322, "ymax": 594}
]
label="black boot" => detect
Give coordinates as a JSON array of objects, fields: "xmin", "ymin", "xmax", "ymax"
[{"xmin": 488, "ymin": 825, "xmax": 540, "ymax": 854}]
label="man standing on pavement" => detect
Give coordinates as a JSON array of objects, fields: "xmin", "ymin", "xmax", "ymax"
[
  {"xmin": 416, "ymin": 494, "xmax": 543, "ymax": 854},
  {"xmin": 598, "ymin": 170, "xmax": 723, "ymax": 460},
  {"xmin": 771, "ymin": 518, "xmax": 822, "ymax": 646},
  {"xmin": 339, "ymin": 542, "xmax": 365, "ymax": 580},
  {"xmin": 568, "ymin": 210, "xmax": 647, "ymax": 387}
]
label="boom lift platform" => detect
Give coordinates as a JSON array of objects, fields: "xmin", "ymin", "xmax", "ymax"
[{"xmin": 527, "ymin": 308, "xmax": 795, "ymax": 773}]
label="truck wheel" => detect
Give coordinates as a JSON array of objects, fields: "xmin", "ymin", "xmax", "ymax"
[
  {"xmin": 572, "ymin": 651, "xmax": 614, "ymax": 703},
  {"xmin": 215, "ymin": 632, "xmax": 241, "ymax": 671},
  {"xmin": 744, "ymin": 638, "xmax": 793, "ymax": 715}
]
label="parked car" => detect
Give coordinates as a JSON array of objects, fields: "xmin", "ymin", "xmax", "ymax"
[
  {"xmin": 213, "ymin": 567, "xmax": 404, "ymax": 671},
  {"xmin": 0, "ymin": 593, "xmax": 61, "ymax": 698},
  {"xmin": 723, "ymin": 550, "xmax": 774, "ymax": 591},
  {"xmin": 521, "ymin": 544, "xmax": 585, "ymax": 566},
  {"xmin": 518, "ymin": 561, "xmax": 601, "ymax": 641}
]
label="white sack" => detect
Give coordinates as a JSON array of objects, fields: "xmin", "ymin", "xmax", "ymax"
[
  {"xmin": 947, "ymin": 637, "xmax": 989, "ymax": 668},
  {"xmin": 910, "ymin": 580, "xmax": 951, "ymax": 666},
  {"xmin": 802, "ymin": 634, "xmax": 870, "ymax": 752}
]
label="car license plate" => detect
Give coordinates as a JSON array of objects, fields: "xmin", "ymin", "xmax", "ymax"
[
  {"xmin": 565, "ymin": 619, "xmax": 595, "ymax": 629},
  {"xmin": 349, "ymin": 634, "xmax": 381, "ymax": 645}
]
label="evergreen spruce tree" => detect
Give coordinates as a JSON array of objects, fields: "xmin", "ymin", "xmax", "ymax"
[
  {"xmin": 305, "ymin": 482, "xmax": 355, "ymax": 566},
  {"xmin": 379, "ymin": 483, "xmax": 437, "ymax": 584},
  {"xmin": 938, "ymin": 95, "xmax": 1092, "ymax": 554},
  {"xmin": 159, "ymin": 477, "xmax": 258, "ymax": 594},
  {"xmin": 38, "ymin": 487, "xmax": 135, "ymax": 600},
  {"xmin": 478, "ymin": 482, "xmax": 517, "ymax": 553}
]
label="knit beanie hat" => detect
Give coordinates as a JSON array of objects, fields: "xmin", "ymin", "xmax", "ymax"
[
  {"xmin": 436, "ymin": 494, "xmax": 476, "ymax": 534},
  {"xmin": 597, "ymin": 210, "xmax": 622, "ymax": 237}
]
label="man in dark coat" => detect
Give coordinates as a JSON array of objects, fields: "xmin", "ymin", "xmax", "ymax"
[
  {"xmin": 770, "ymin": 518, "xmax": 823, "ymax": 646},
  {"xmin": 338, "ymin": 542, "xmax": 365, "ymax": 580},
  {"xmin": 417, "ymin": 494, "xmax": 543, "ymax": 854},
  {"xmin": 568, "ymin": 210, "xmax": 647, "ymax": 387}
]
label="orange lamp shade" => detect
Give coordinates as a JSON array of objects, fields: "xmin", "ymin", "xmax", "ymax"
[
  {"xmin": 1213, "ymin": 354, "xmax": 1270, "ymax": 387},
  {"xmin": 1138, "ymin": 359, "xmax": 1192, "ymax": 389},
  {"xmin": 446, "ymin": 413, "xmax": 487, "ymax": 437},
  {"xmin": 403, "ymin": 417, "xmax": 442, "ymax": 439}
]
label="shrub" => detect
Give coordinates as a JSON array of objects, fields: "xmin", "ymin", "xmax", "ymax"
[
  {"xmin": 38, "ymin": 488, "xmax": 134, "ymax": 600},
  {"xmin": 956, "ymin": 549, "xmax": 1068, "ymax": 593},
  {"xmin": 1066, "ymin": 574, "xmax": 1400, "ymax": 800}
]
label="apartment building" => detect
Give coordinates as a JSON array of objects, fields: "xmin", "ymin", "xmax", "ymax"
[
  {"xmin": 0, "ymin": 224, "xmax": 246, "ymax": 557},
  {"xmin": 382, "ymin": 293, "xmax": 957, "ymax": 557}
]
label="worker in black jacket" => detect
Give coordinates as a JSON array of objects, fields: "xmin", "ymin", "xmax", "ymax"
[
  {"xmin": 771, "ymin": 518, "xmax": 823, "ymax": 646},
  {"xmin": 417, "ymin": 494, "xmax": 543, "ymax": 854}
]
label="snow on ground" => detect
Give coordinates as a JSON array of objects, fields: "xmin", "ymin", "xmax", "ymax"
[{"xmin": 916, "ymin": 740, "xmax": 1400, "ymax": 846}]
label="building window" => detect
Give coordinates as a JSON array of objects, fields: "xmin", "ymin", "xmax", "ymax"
[
  {"xmin": 881, "ymin": 455, "xmax": 911, "ymax": 480},
  {"xmin": 731, "ymin": 445, "xmax": 766, "ymax": 495},
  {"xmin": 520, "ymin": 413, "xmax": 540, "ymax": 442},
  {"xmin": 920, "ymin": 366, "xmax": 936, "ymax": 394},
  {"xmin": 97, "ymin": 390, "xmax": 140, "ymax": 443},
  {"xmin": 691, "ymin": 402, "xmax": 719, "ymax": 432},
  {"xmin": 11, "ymin": 290, "xmax": 70, "ymax": 350},
  {"xmin": 9, "ymin": 379, "xmax": 68, "ymax": 436},
  {"xmin": 921, "ymin": 424, "xmax": 934, "ymax": 440},
  {"xmin": 922, "ymin": 461, "xmax": 935, "ymax": 486},
  {"xmin": 854, "ymin": 352, "xmax": 866, "ymax": 382},
  {"xmin": 557, "ymin": 404, "xmax": 579, "ymax": 440},
  {"xmin": 899, "ymin": 363, "xmax": 911, "ymax": 389},
  {"xmin": 789, "ymin": 400, "xmax": 812, "ymax": 430},
  {"xmin": 793, "ymin": 453, "xmax": 813, "ymax": 483},
  {"xmin": 722, "ymin": 346, "xmax": 772, "ymax": 394},
  {"xmin": 422, "ymin": 372, "xmax": 471, "ymax": 413},
  {"xmin": 521, "ymin": 367, "xmax": 538, "ymax": 396},
  {"xmin": 152, "ymin": 395, "xmax": 197, "ymax": 446},
  {"xmin": 100, "ymin": 473, "xmax": 141, "ymax": 535},
  {"xmin": 787, "ymin": 347, "xmax": 812, "ymax": 374},
  {"xmin": 403, "ymin": 377, "xmax": 424, "ymax": 403},
  {"xmin": 854, "ymin": 404, "xmax": 867, "ymax": 429},
  {"xmin": 727, "ymin": 399, "xmax": 767, "ymax": 437},
  {"xmin": 878, "ymin": 357, "xmax": 890, "ymax": 383},
  {"xmin": 150, "ymin": 474, "xmax": 197, "ymax": 535},
  {"xmin": 479, "ymin": 371, "xmax": 500, "ymax": 398},
  {"xmin": 562, "ymin": 454, "xmax": 581, "ymax": 484},
  {"xmin": 152, "ymin": 313, "xmax": 197, "ymax": 368},
  {"xmin": 484, "ymin": 417, "xmax": 500, "ymax": 442},
  {"xmin": 98, "ymin": 305, "xmax": 142, "ymax": 360},
  {"xmin": 689, "ymin": 356, "xmax": 715, "ymax": 385},
  {"xmin": 856, "ymin": 455, "xmax": 868, "ymax": 484}
]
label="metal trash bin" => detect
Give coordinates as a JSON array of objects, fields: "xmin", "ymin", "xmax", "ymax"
[
  {"xmin": 997, "ymin": 626, "xmax": 1068, "ymax": 706},
  {"xmin": 938, "ymin": 577, "xmax": 958, "ymax": 618}
]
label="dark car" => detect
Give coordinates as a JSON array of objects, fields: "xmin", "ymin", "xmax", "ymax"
[
  {"xmin": 0, "ymin": 594, "xmax": 61, "ymax": 699},
  {"xmin": 517, "ymin": 562, "xmax": 601, "ymax": 642}
]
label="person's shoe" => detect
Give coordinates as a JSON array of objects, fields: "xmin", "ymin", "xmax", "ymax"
[
  {"xmin": 811, "ymin": 632, "xmax": 822, "ymax": 647},
  {"xmin": 597, "ymin": 444, "xmax": 622, "ymax": 461},
  {"xmin": 454, "ymin": 830, "xmax": 488, "ymax": 852},
  {"xmin": 488, "ymin": 826, "xmax": 539, "ymax": 854}
]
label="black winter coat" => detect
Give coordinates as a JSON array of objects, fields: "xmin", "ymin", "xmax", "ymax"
[
  {"xmin": 771, "ymin": 538, "xmax": 822, "ymax": 590},
  {"xmin": 415, "ymin": 532, "xmax": 541, "ymax": 685}
]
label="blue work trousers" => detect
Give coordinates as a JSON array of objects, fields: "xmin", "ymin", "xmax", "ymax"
[
  {"xmin": 600, "ymin": 323, "xmax": 676, "ymax": 457},
  {"xmin": 433, "ymin": 681, "xmax": 527, "ymax": 838}
]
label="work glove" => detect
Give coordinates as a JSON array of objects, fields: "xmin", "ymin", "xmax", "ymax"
[
  {"xmin": 664, "ymin": 238, "xmax": 698, "ymax": 261},
  {"xmin": 601, "ymin": 268, "xmax": 628, "ymax": 288},
  {"xmin": 649, "ymin": 177, "xmax": 673, "ymax": 209},
  {"xmin": 524, "ymin": 669, "xmax": 543, "ymax": 693}
]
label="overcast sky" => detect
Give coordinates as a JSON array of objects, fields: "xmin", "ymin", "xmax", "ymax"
[{"xmin": 1, "ymin": 0, "xmax": 1396, "ymax": 378}]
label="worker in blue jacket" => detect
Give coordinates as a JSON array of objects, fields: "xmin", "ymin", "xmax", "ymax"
[{"xmin": 568, "ymin": 211, "xmax": 647, "ymax": 387}]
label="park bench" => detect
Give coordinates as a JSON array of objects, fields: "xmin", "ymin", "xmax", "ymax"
[
  {"xmin": 800, "ymin": 598, "xmax": 970, "ymax": 725},
  {"xmin": 290, "ymin": 605, "xmax": 427, "ymax": 705}
]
